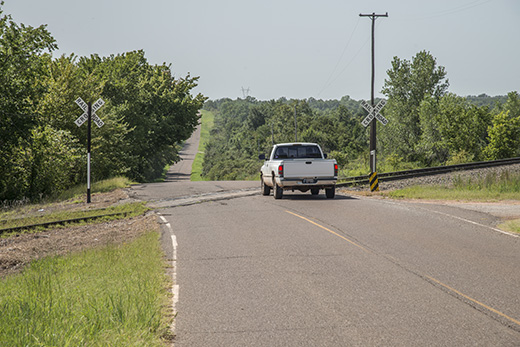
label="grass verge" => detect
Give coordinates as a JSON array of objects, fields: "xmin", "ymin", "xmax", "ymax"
[
  {"xmin": 0, "ymin": 231, "xmax": 172, "ymax": 346},
  {"xmin": 55, "ymin": 176, "xmax": 135, "ymax": 201},
  {"xmin": 385, "ymin": 171, "xmax": 520, "ymax": 202},
  {"xmin": 498, "ymin": 219, "xmax": 520, "ymax": 234},
  {"xmin": 385, "ymin": 185, "xmax": 520, "ymax": 201},
  {"xmin": 191, "ymin": 110, "xmax": 214, "ymax": 181}
]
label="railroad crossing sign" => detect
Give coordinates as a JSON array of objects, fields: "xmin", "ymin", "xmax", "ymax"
[
  {"xmin": 361, "ymin": 99, "xmax": 388, "ymax": 127},
  {"xmin": 75, "ymin": 97, "xmax": 105, "ymax": 128},
  {"xmin": 73, "ymin": 97, "xmax": 105, "ymax": 204}
]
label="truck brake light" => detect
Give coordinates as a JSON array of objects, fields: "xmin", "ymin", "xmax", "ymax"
[
  {"xmin": 278, "ymin": 164, "xmax": 284, "ymax": 177},
  {"xmin": 334, "ymin": 164, "xmax": 338, "ymax": 177}
]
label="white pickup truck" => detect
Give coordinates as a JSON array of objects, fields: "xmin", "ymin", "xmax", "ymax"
[{"xmin": 259, "ymin": 143, "xmax": 338, "ymax": 199}]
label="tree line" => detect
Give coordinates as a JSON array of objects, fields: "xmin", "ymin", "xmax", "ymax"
[
  {"xmin": 0, "ymin": 3, "xmax": 205, "ymax": 202},
  {"xmin": 203, "ymin": 51, "xmax": 519, "ymax": 180},
  {"xmin": 202, "ymin": 97, "xmax": 369, "ymax": 180}
]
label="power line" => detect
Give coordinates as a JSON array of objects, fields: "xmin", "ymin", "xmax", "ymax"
[
  {"xmin": 425, "ymin": 0, "xmax": 493, "ymax": 18},
  {"xmin": 317, "ymin": 17, "xmax": 361, "ymax": 97},
  {"xmin": 394, "ymin": 0, "xmax": 493, "ymax": 21},
  {"xmin": 317, "ymin": 36, "xmax": 370, "ymax": 97}
]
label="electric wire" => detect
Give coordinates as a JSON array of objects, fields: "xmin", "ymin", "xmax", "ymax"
[
  {"xmin": 316, "ymin": 17, "xmax": 360, "ymax": 97},
  {"xmin": 317, "ymin": 19, "xmax": 385, "ymax": 98},
  {"xmin": 394, "ymin": 0, "xmax": 494, "ymax": 21},
  {"xmin": 320, "ymin": 37, "xmax": 370, "ymax": 95}
]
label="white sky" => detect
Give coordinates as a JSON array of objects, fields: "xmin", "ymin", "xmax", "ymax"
[{"xmin": 3, "ymin": 0, "xmax": 519, "ymax": 101}]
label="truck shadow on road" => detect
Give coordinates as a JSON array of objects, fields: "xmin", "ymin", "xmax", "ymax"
[{"xmin": 277, "ymin": 194, "xmax": 358, "ymax": 201}]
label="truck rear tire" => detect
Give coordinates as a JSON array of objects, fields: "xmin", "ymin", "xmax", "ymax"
[
  {"xmin": 274, "ymin": 180, "xmax": 283, "ymax": 199},
  {"xmin": 261, "ymin": 176, "xmax": 270, "ymax": 196},
  {"xmin": 325, "ymin": 187, "xmax": 335, "ymax": 199}
]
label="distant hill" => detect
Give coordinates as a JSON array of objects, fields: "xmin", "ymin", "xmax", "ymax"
[{"xmin": 465, "ymin": 94, "xmax": 507, "ymax": 108}]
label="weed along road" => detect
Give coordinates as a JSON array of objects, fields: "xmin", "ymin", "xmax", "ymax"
[{"xmin": 130, "ymin": 130, "xmax": 520, "ymax": 346}]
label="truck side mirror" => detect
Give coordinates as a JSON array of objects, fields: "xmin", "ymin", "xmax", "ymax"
[
  {"xmin": 259, "ymin": 154, "xmax": 266, "ymax": 160},
  {"xmin": 324, "ymin": 153, "xmax": 328, "ymax": 159}
]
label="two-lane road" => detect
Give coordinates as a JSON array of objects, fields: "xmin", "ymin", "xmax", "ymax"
[{"xmin": 156, "ymin": 192, "xmax": 519, "ymax": 346}]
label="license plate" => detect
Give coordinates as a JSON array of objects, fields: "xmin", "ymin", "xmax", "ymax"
[{"xmin": 302, "ymin": 178, "xmax": 317, "ymax": 184}]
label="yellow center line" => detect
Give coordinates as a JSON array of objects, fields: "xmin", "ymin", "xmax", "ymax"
[
  {"xmin": 285, "ymin": 210, "xmax": 370, "ymax": 253},
  {"xmin": 426, "ymin": 275, "xmax": 520, "ymax": 327},
  {"xmin": 286, "ymin": 211, "xmax": 520, "ymax": 328}
]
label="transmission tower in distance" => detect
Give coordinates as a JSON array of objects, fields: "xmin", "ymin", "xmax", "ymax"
[{"xmin": 241, "ymin": 87, "xmax": 251, "ymax": 99}]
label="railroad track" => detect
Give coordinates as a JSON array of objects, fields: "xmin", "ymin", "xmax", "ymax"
[
  {"xmin": 337, "ymin": 157, "xmax": 520, "ymax": 187},
  {"xmin": 0, "ymin": 211, "xmax": 130, "ymax": 235}
]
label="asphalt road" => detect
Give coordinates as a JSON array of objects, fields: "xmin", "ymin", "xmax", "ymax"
[{"xmin": 130, "ymin": 127, "xmax": 520, "ymax": 346}]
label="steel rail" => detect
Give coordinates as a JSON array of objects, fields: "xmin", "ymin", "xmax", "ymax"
[
  {"xmin": 337, "ymin": 157, "xmax": 520, "ymax": 187},
  {"xmin": 0, "ymin": 211, "xmax": 130, "ymax": 235}
]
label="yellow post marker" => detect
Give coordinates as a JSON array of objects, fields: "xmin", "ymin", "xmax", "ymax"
[{"xmin": 369, "ymin": 172, "xmax": 379, "ymax": 192}]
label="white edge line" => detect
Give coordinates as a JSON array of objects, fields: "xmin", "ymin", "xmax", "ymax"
[
  {"xmin": 159, "ymin": 214, "xmax": 179, "ymax": 335},
  {"xmin": 435, "ymin": 210, "xmax": 519, "ymax": 238},
  {"xmin": 378, "ymin": 198, "xmax": 520, "ymax": 238},
  {"xmin": 171, "ymin": 234, "xmax": 178, "ymax": 249}
]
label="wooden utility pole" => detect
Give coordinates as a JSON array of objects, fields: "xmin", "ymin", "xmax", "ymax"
[
  {"xmin": 294, "ymin": 104, "xmax": 298, "ymax": 142},
  {"xmin": 359, "ymin": 12, "xmax": 388, "ymax": 173}
]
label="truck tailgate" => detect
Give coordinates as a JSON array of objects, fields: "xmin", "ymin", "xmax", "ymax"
[{"xmin": 283, "ymin": 160, "xmax": 334, "ymax": 178}]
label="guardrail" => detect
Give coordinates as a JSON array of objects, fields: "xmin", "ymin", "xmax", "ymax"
[{"xmin": 337, "ymin": 157, "xmax": 520, "ymax": 187}]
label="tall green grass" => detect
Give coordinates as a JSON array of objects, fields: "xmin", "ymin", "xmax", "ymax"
[
  {"xmin": 386, "ymin": 170, "xmax": 520, "ymax": 201},
  {"xmin": 340, "ymin": 154, "xmax": 422, "ymax": 178},
  {"xmin": 452, "ymin": 171, "xmax": 520, "ymax": 193},
  {"xmin": 191, "ymin": 110, "xmax": 214, "ymax": 181},
  {"xmin": 0, "ymin": 232, "xmax": 171, "ymax": 346},
  {"xmin": 1, "ymin": 177, "xmax": 137, "ymax": 220},
  {"xmin": 56, "ymin": 176, "xmax": 135, "ymax": 201}
]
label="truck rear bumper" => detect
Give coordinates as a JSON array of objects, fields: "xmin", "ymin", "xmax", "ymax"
[{"xmin": 276, "ymin": 177, "xmax": 337, "ymax": 188}]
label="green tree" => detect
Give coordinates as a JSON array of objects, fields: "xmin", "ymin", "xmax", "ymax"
[
  {"xmin": 502, "ymin": 91, "xmax": 520, "ymax": 118},
  {"xmin": 0, "ymin": 3, "xmax": 205, "ymax": 200},
  {"xmin": 417, "ymin": 94, "xmax": 492, "ymax": 165},
  {"xmin": 200, "ymin": 98, "xmax": 368, "ymax": 180},
  {"xmin": 380, "ymin": 51, "xmax": 449, "ymax": 161},
  {"xmin": 416, "ymin": 95, "xmax": 446, "ymax": 164},
  {"xmin": 82, "ymin": 51, "xmax": 206, "ymax": 181},
  {"xmin": 483, "ymin": 111, "xmax": 520, "ymax": 160},
  {"xmin": 0, "ymin": 2, "xmax": 57, "ymax": 200},
  {"xmin": 27, "ymin": 125, "xmax": 82, "ymax": 198}
]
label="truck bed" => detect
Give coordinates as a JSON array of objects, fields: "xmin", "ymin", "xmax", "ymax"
[{"xmin": 282, "ymin": 159, "xmax": 335, "ymax": 179}]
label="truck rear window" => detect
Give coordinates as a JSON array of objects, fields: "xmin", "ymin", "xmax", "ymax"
[{"xmin": 273, "ymin": 145, "xmax": 322, "ymax": 159}]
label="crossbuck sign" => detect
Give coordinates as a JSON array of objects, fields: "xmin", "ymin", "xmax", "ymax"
[
  {"xmin": 361, "ymin": 99, "xmax": 388, "ymax": 127},
  {"xmin": 75, "ymin": 97, "xmax": 105, "ymax": 128}
]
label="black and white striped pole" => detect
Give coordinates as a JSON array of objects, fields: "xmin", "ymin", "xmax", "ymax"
[
  {"xmin": 87, "ymin": 102, "xmax": 92, "ymax": 203},
  {"xmin": 75, "ymin": 97, "xmax": 105, "ymax": 203}
]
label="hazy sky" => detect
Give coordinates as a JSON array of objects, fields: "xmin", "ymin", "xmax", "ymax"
[{"xmin": 3, "ymin": 0, "xmax": 519, "ymax": 101}]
